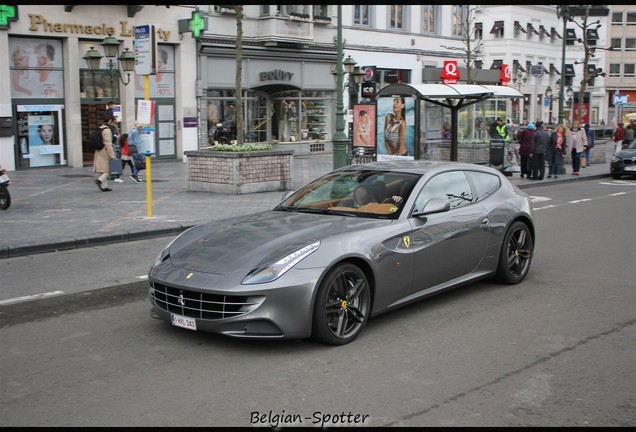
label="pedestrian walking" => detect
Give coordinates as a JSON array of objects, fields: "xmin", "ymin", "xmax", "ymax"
[
  {"xmin": 93, "ymin": 115, "xmax": 116, "ymax": 192},
  {"xmin": 516, "ymin": 122, "xmax": 535, "ymax": 179},
  {"xmin": 613, "ymin": 123, "xmax": 625, "ymax": 154},
  {"xmin": 583, "ymin": 123, "xmax": 595, "ymax": 167},
  {"xmin": 569, "ymin": 121, "xmax": 587, "ymax": 176},
  {"xmin": 128, "ymin": 122, "xmax": 144, "ymax": 183},
  {"xmin": 529, "ymin": 121, "xmax": 549, "ymax": 180},
  {"xmin": 624, "ymin": 123, "xmax": 635, "ymax": 146},
  {"xmin": 547, "ymin": 124, "xmax": 568, "ymax": 179}
]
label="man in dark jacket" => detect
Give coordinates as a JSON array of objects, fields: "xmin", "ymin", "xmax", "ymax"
[
  {"xmin": 529, "ymin": 121, "xmax": 550, "ymax": 180},
  {"xmin": 516, "ymin": 122, "xmax": 535, "ymax": 179}
]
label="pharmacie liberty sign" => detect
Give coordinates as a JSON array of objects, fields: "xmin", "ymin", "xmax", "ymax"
[{"xmin": 27, "ymin": 14, "xmax": 172, "ymax": 42}]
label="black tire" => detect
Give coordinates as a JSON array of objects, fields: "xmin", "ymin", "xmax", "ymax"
[
  {"xmin": 312, "ymin": 263, "xmax": 371, "ymax": 345},
  {"xmin": 0, "ymin": 188, "xmax": 10, "ymax": 210},
  {"xmin": 611, "ymin": 173, "xmax": 621, "ymax": 179},
  {"xmin": 495, "ymin": 220, "xmax": 533, "ymax": 284}
]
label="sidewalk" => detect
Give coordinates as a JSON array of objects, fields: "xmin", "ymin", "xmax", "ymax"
[{"xmin": 0, "ymin": 150, "xmax": 612, "ymax": 258}]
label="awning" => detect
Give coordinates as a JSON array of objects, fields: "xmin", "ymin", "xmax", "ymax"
[
  {"xmin": 513, "ymin": 60, "xmax": 526, "ymax": 73},
  {"xmin": 565, "ymin": 64, "xmax": 576, "ymax": 77},
  {"xmin": 539, "ymin": 25, "xmax": 550, "ymax": 38},
  {"xmin": 491, "ymin": 59, "xmax": 503, "ymax": 70},
  {"xmin": 514, "ymin": 21, "xmax": 527, "ymax": 34},
  {"xmin": 587, "ymin": 29, "xmax": 599, "ymax": 40},
  {"xmin": 551, "ymin": 27, "xmax": 562, "ymax": 39},
  {"xmin": 527, "ymin": 23, "xmax": 540, "ymax": 35},
  {"xmin": 490, "ymin": 21, "xmax": 504, "ymax": 35},
  {"xmin": 550, "ymin": 64, "xmax": 561, "ymax": 75}
]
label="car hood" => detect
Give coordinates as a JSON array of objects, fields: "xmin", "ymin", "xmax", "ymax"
[
  {"xmin": 167, "ymin": 210, "xmax": 387, "ymax": 274},
  {"xmin": 616, "ymin": 148, "xmax": 636, "ymax": 159}
]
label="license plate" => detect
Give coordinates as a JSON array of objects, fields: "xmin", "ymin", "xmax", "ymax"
[
  {"xmin": 624, "ymin": 166, "xmax": 636, "ymax": 172},
  {"xmin": 171, "ymin": 313, "xmax": 197, "ymax": 331}
]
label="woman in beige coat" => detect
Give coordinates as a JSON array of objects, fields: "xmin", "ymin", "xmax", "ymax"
[
  {"xmin": 93, "ymin": 116, "xmax": 116, "ymax": 191},
  {"xmin": 569, "ymin": 121, "xmax": 587, "ymax": 175}
]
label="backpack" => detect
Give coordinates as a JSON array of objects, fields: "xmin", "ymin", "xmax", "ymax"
[{"xmin": 89, "ymin": 127, "xmax": 106, "ymax": 151}]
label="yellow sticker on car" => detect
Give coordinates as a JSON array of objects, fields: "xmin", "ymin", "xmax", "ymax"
[{"xmin": 402, "ymin": 236, "xmax": 411, "ymax": 249}]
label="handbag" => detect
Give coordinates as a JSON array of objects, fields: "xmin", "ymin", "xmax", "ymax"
[
  {"xmin": 526, "ymin": 156, "xmax": 535, "ymax": 172},
  {"xmin": 135, "ymin": 159, "xmax": 146, "ymax": 171},
  {"xmin": 109, "ymin": 158, "xmax": 123, "ymax": 176}
]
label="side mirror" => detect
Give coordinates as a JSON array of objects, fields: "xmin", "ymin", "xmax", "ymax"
[{"xmin": 412, "ymin": 197, "xmax": 451, "ymax": 217}]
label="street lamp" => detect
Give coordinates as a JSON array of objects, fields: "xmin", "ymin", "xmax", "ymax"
[
  {"xmin": 83, "ymin": 37, "xmax": 135, "ymax": 98},
  {"xmin": 331, "ymin": 57, "xmax": 365, "ymax": 112},
  {"xmin": 332, "ymin": 5, "xmax": 350, "ymax": 169},
  {"xmin": 545, "ymin": 85, "xmax": 553, "ymax": 123}
]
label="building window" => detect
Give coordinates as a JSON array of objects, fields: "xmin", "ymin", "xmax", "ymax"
[
  {"xmin": 513, "ymin": 60, "xmax": 526, "ymax": 73},
  {"xmin": 354, "ymin": 5, "xmax": 370, "ymax": 26},
  {"xmin": 627, "ymin": 12, "xmax": 636, "ymax": 25},
  {"xmin": 375, "ymin": 68, "xmax": 411, "ymax": 89},
  {"xmin": 490, "ymin": 21, "xmax": 504, "ymax": 38},
  {"xmin": 566, "ymin": 28, "xmax": 577, "ymax": 45},
  {"xmin": 527, "ymin": 23, "xmax": 539, "ymax": 39},
  {"xmin": 474, "ymin": 22, "xmax": 483, "ymax": 39},
  {"xmin": 474, "ymin": 60, "xmax": 483, "ymax": 69},
  {"xmin": 611, "ymin": 38, "xmax": 622, "ymax": 50},
  {"xmin": 612, "ymin": 12, "xmax": 623, "ymax": 24},
  {"xmin": 389, "ymin": 4, "xmax": 405, "ymax": 30},
  {"xmin": 626, "ymin": 38, "xmax": 636, "ymax": 51},
  {"xmin": 452, "ymin": 5, "xmax": 467, "ymax": 37},
  {"xmin": 422, "ymin": 4, "xmax": 435, "ymax": 33},
  {"xmin": 490, "ymin": 59, "xmax": 503, "ymax": 70},
  {"xmin": 609, "ymin": 63, "xmax": 621, "ymax": 77},
  {"xmin": 625, "ymin": 64, "xmax": 635, "ymax": 77},
  {"xmin": 539, "ymin": 25, "xmax": 549, "ymax": 41},
  {"xmin": 313, "ymin": 4, "xmax": 328, "ymax": 19}
]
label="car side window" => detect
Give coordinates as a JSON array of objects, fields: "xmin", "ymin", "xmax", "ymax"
[
  {"xmin": 413, "ymin": 171, "xmax": 473, "ymax": 212},
  {"xmin": 466, "ymin": 171, "xmax": 501, "ymax": 202}
]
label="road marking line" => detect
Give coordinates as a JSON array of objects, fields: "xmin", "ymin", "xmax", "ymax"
[
  {"xmin": 0, "ymin": 290, "xmax": 65, "ymax": 306},
  {"xmin": 569, "ymin": 199, "xmax": 592, "ymax": 204},
  {"xmin": 136, "ymin": 275, "xmax": 148, "ymax": 280},
  {"xmin": 530, "ymin": 196, "xmax": 552, "ymax": 203},
  {"xmin": 534, "ymin": 205, "xmax": 557, "ymax": 211},
  {"xmin": 609, "ymin": 192, "xmax": 629, "ymax": 196}
]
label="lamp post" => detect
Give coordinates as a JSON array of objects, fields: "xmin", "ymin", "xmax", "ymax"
[
  {"xmin": 556, "ymin": 5, "xmax": 571, "ymax": 125},
  {"xmin": 512, "ymin": 71, "xmax": 527, "ymax": 124},
  {"xmin": 332, "ymin": 5, "xmax": 349, "ymax": 169},
  {"xmin": 83, "ymin": 37, "xmax": 135, "ymax": 99},
  {"xmin": 545, "ymin": 85, "xmax": 553, "ymax": 124}
]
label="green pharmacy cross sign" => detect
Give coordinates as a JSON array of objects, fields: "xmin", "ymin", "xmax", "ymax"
[
  {"xmin": 0, "ymin": 4, "xmax": 18, "ymax": 29},
  {"xmin": 189, "ymin": 10, "xmax": 207, "ymax": 39}
]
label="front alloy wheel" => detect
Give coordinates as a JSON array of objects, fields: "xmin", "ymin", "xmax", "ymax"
[
  {"xmin": 312, "ymin": 263, "xmax": 370, "ymax": 345},
  {"xmin": 495, "ymin": 220, "xmax": 533, "ymax": 284}
]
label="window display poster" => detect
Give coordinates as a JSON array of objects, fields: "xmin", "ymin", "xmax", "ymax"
[
  {"xmin": 10, "ymin": 38, "xmax": 64, "ymax": 99},
  {"xmin": 376, "ymin": 95, "xmax": 415, "ymax": 161},
  {"xmin": 134, "ymin": 45, "xmax": 175, "ymax": 98},
  {"xmin": 28, "ymin": 115, "xmax": 58, "ymax": 167},
  {"xmin": 353, "ymin": 105, "xmax": 376, "ymax": 148}
]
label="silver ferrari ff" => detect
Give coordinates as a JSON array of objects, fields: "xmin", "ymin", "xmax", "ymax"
[{"xmin": 148, "ymin": 160, "xmax": 535, "ymax": 345}]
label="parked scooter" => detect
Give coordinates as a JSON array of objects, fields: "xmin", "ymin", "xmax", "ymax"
[{"xmin": 0, "ymin": 167, "xmax": 11, "ymax": 210}]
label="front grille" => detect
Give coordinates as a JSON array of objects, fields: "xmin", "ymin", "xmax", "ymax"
[
  {"xmin": 150, "ymin": 282, "xmax": 262, "ymax": 320},
  {"xmin": 623, "ymin": 159, "xmax": 635, "ymax": 166}
]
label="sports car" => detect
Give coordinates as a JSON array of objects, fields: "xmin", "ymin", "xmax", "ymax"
[{"xmin": 148, "ymin": 160, "xmax": 535, "ymax": 345}]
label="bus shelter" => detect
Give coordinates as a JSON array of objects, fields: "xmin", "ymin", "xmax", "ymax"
[{"xmin": 372, "ymin": 83, "xmax": 523, "ymax": 172}]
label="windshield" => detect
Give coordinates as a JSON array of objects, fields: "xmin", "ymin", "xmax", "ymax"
[{"xmin": 275, "ymin": 169, "xmax": 420, "ymax": 219}]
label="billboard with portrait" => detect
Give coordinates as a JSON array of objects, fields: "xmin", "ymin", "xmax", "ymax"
[
  {"xmin": 376, "ymin": 95, "xmax": 415, "ymax": 161},
  {"xmin": 10, "ymin": 38, "xmax": 64, "ymax": 99},
  {"xmin": 352, "ymin": 105, "xmax": 376, "ymax": 148}
]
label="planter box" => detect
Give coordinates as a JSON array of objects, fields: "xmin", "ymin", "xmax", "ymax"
[{"xmin": 185, "ymin": 149, "xmax": 294, "ymax": 195}]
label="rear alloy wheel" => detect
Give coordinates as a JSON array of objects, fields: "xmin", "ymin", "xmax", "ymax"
[
  {"xmin": 312, "ymin": 263, "xmax": 370, "ymax": 345},
  {"xmin": 495, "ymin": 221, "xmax": 533, "ymax": 284}
]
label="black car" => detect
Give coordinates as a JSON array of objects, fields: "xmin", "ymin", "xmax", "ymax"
[{"xmin": 610, "ymin": 141, "xmax": 636, "ymax": 179}]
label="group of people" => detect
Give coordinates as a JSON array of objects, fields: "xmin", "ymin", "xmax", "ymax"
[
  {"xmin": 516, "ymin": 120, "xmax": 594, "ymax": 180},
  {"xmin": 93, "ymin": 102, "xmax": 144, "ymax": 192},
  {"xmin": 612, "ymin": 121, "xmax": 636, "ymax": 153}
]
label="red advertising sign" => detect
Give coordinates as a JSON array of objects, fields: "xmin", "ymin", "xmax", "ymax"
[
  {"xmin": 499, "ymin": 64, "xmax": 511, "ymax": 86},
  {"xmin": 573, "ymin": 103, "xmax": 590, "ymax": 124},
  {"xmin": 441, "ymin": 60, "xmax": 459, "ymax": 84}
]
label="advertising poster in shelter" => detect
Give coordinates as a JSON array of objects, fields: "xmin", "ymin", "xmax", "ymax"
[
  {"xmin": 10, "ymin": 38, "xmax": 64, "ymax": 99},
  {"xmin": 352, "ymin": 105, "xmax": 376, "ymax": 149},
  {"xmin": 376, "ymin": 95, "xmax": 415, "ymax": 161}
]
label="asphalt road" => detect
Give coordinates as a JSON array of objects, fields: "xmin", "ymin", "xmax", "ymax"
[{"xmin": 1, "ymin": 178, "xmax": 635, "ymax": 427}]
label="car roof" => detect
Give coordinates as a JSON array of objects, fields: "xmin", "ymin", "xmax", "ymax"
[{"xmin": 339, "ymin": 160, "xmax": 498, "ymax": 176}]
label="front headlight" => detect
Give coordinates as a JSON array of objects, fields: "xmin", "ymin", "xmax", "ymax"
[
  {"xmin": 242, "ymin": 241, "xmax": 320, "ymax": 285},
  {"xmin": 611, "ymin": 155, "xmax": 621, "ymax": 163}
]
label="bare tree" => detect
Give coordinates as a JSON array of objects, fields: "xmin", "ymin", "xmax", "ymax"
[
  {"xmin": 441, "ymin": 5, "xmax": 482, "ymax": 84},
  {"xmin": 565, "ymin": 5, "xmax": 609, "ymax": 124}
]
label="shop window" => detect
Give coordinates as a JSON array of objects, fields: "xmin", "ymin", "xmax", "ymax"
[
  {"xmin": 375, "ymin": 68, "xmax": 411, "ymax": 90},
  {"xmin": 134, "ymin": 45, "xmax": 176, "ymax": 99}
]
